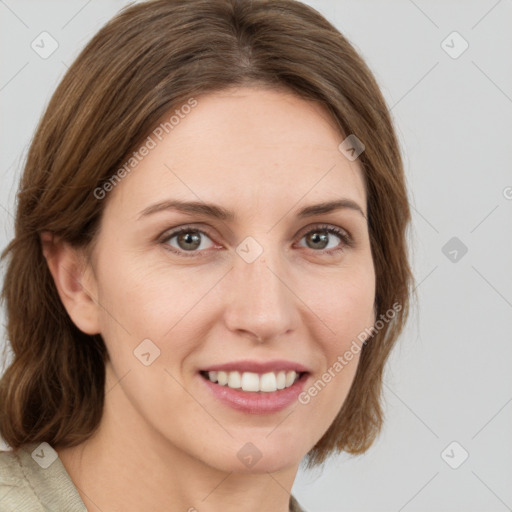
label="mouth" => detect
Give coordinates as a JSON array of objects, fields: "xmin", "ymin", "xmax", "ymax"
[
  {"xmin": 197, "ymin": 361, "xmax": 311, "ymax": 414},
  {"xmin": 199, "ymin": 369, "xmax": 306, "ymax": 393}
]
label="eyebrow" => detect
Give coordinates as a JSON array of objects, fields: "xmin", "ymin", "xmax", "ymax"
[{"xmin": 137, "ymin": 198, "xmax": 366, "ymax": 221}]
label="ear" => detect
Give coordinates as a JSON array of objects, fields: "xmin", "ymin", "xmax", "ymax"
[{"xmin": 40, "ymin": 231, "xmax": 101, "ymax": 335}]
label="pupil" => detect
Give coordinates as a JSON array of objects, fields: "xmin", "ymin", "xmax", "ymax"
[
  {"xmin": 179, "ymin": 232, "xmax": 200, "ymax": 250},
  {"xmin": 308, "ymin": 231, "xmax": 328, "ymax": 249}
]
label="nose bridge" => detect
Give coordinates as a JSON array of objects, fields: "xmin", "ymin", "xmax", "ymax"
[
  {"xmin": 224, "ymin": 240, "xmax": 298, "ymax": 341},
  {"xmin": 242, "ymin": 249, "xmax": 280, "ymax": 301}
]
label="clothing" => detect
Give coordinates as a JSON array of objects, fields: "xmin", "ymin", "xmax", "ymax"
[
  {"xmin": 0, "ymin": 443, "xmax": 87, "ymax": 511},
  {"xmin": 0, "ymin": 443, "xmax": 306, "ymax": 511}
]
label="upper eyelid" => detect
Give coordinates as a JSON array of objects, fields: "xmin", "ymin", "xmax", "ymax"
[{"xmin": 296, "ymin": 223, "xmax": 351, "ymax": 239}]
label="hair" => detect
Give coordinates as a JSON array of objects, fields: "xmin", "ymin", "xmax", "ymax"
[{"xmin": 0, "ymin": 0, "xmax": 413, "ymax": 467}]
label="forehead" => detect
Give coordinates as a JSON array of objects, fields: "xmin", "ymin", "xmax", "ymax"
[{"xmin": 107, "ymin": 86, "xmax": 367, "ymax": 220}]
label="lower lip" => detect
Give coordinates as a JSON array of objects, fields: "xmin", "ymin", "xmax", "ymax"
[{"xmin": 199, "ymin": 373, "xmax": 309, "ymax": 414}]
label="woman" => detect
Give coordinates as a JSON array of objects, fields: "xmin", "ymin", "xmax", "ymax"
[{"xmin": 0, "ymin": 0, "xmax": 413, "ymax": 510}]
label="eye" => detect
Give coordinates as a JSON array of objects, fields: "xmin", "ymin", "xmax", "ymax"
[
  {"xmin": 160, "ymin": 223, "xmax": 352, "ymax": 258},
  {"xmin": 161, "ymin": 226, "xmax": 216, "ymax": 256},
  {"xmin": 296, "ymin": 224, "xmax": 352, "ymax": 254}
]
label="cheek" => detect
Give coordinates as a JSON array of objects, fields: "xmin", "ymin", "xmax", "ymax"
[
  {"xmin": 93, "ymin": 255, "xmax": 201, "ymax": 415},
  {"xmin": 95, "ymin": 250, "xmax": 184, "ymax": 330},
  {"xmin": 335, "ymin": 281, "xmax": 376, "ymax": 343},
  {"xmin": 304, "ymin": 262, "xmax": 376, "ymax": 345},
  {"xmin": 297, "ymin": 263, "xmax": 375, "ymax": 414},
  {"xmin": 93, "ymin": 250, "xmax": 221, "ymax": 372}
]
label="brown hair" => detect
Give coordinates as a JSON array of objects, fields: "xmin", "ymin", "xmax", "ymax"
[{"xmin": 0, "ymin": 0, "xmax": 413, "ymax": 467}]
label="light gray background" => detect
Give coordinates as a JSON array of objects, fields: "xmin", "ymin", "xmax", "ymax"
[{"xmin": 1, "ymin": 1, "xmax": 511, "ymax": 511}]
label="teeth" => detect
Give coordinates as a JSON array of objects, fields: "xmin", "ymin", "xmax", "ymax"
[
  {"xmin": 228, "ymin": 371, "xmax": 241, "ymax": 389},
  {"xmin": 285, "ymin": 371, "xmax": 296, "ymax": 387},
  {"xmin": 205, "ymin": 369, "xmax": 300, "ymax": 392},
  {"xmin": 276, "ymin": 371, "xmax": 286, "ymax": 390},
  {"xmin": 241, "ymin": 372, "xmax": 260, "ymax": 391},
  {"xmin": 260, "ymin": 372, "xmax": 277, "ymax": 392}
]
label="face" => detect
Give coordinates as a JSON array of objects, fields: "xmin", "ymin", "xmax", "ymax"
[{"xmin": 83, "ymin": 86, "xmax": 376, "ymax": 473}]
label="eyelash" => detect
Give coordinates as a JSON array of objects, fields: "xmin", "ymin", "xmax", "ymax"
[{"xmin": 159, "ymin": 223, "xmax": 353, "ymax": 258}]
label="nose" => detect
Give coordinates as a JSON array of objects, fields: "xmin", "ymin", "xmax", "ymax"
[{"xmin": 222, "ymin": 247, "xmax": 300, "ymax": 343}]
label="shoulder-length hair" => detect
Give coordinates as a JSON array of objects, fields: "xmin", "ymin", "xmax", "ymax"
[{"xmin": 0, "ymin": 0, "xmax": 413, "ymax": 467}]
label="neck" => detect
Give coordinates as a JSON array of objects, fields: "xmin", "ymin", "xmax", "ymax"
[{"xmin": 56, "ymin": 364, "xmax": 299, "ymax": 512}]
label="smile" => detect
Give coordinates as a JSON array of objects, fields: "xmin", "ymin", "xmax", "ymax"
[
  {"xmin": 200, "ymin": 370, "xmax": 302, "ymax": 393},
  {"xmin": 198, "ymin": 360, "xmax": 311, "ymax": 414}
]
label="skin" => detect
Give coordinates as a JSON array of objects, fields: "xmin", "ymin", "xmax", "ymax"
[{"xmin": 44, "ymin": 86, "xmax": 376, "ymax": 512}]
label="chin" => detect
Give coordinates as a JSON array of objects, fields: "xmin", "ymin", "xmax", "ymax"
[{"xmin": 221, "ymin": 434, "xmax": 310, "ymax": 474}]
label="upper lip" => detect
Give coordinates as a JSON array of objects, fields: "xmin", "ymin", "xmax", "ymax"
[{"xmin": 200, "ymin": 359, "xmax": 311, "ymax": 374}]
